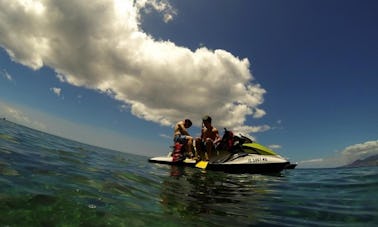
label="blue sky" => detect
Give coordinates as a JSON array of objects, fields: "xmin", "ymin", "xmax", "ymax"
[{"xmin": 0, "ymin": 0, "xmax": 377, "ymax": 168}]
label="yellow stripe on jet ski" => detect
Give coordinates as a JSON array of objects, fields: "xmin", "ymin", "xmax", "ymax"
[{"xmin": 242, "ymin": 143, "xmax": 277, "ymax": 156}]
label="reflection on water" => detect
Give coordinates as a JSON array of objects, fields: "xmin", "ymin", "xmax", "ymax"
[
  {"xmin": 159, "ymin": 165, "xmax": 287, "ymax": 225},
  {"xmin": 155, "ymin": 165, "xmax": 378, "ymax": 226}
]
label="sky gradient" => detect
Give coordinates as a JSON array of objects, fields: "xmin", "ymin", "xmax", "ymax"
[{"xmin": 0, "ymin": 0, "xmax": 377, "ymax": 168}]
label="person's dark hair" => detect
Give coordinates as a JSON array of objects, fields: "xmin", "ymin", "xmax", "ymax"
[
  {"xmin": 184, "ymin": 119, "xmax": 192, "ymax": 127},
  {"xmin": 202, "ymin": 115, "xmax": 212, "ymax": 123}
]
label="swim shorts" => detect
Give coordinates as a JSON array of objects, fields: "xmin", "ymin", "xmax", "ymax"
[{"xmin": 174, "ymin": 134, "xmax": 188, "ymax": 144}]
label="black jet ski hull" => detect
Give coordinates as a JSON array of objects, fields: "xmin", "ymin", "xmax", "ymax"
[{"xmin": 148, "ymin": 154, "xmax": 289, "ymax": 174}]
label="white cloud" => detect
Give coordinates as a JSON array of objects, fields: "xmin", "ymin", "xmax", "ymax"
[
  {"xmin": 1, "ymin": 69, "xmax": 12, "ymax": 81},
  {"xmin": 50, "ymin": 87, "xmax": 62, "ymax": 97},
  {"xmin": 159, "ymin": 133, "xmax": 171, "ymax": 139},
  {"xmin": 253, "ymin": 108, "xmax": 266, "ymax": 118},
  {"xmin": 118, "ymin": 104, "xmax": 130, "ymax": 112},
  {"xmin": 233, "ymin": 124, "xmax": 270, "ymax": 138},
  {"xmin": 0, "ymin": 0, "xmax": 267, "ymax": 133},
  {"xmin": 300, "ymin": 158, "xmax": 324, "ymax": 164},
  {"xmin": 268, "ymin": 144, "xmax": 281, "ymax": 150},
  {"xmin": 0, "ymin": 100, "xmax": 165, "ymax": 156},
  {"xmin": 0, "ymin": 100, "xmax": 47, "ymax": 131},
  {"xmin": 339, "ymin": 140, "xmax": 378, "ymax": 163},
  {"xmin": 300, "ymin": 140, "xmax": 378, "ymax": 168},
  {"xmin": 135, "ymin": 0, "xmax": 177, "ymax": 23}
]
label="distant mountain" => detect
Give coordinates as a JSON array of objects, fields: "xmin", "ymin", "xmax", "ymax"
[{"xmin": 343, "ymin": 154, "xmax": 378, "ymax": 167}]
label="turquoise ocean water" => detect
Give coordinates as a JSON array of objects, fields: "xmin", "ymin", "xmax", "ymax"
[{"xmin": 0, "ymin": 120, "xmax": 377, "ymax": 226}]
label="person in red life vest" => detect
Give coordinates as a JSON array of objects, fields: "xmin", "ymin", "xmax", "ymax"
[{"xmin": 173, "ymin": 119, "xmax": 194, "ymax": 159}]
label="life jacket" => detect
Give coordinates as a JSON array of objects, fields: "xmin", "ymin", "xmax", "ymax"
[
  {"xmin": 217, "ymin": 128, "xmax": 248, "ymax": 153},
  {"xmin": 217, "ymin": 129, "xmax": 235, "ymax": 152},
  {"xmin": 172, "ymin": 142, "xmax": 185, "ymax": 162}
]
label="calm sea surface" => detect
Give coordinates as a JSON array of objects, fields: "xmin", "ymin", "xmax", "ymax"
[{"xmin": 0, "ymin": 120, "xmax": 377, "ymax": 226}]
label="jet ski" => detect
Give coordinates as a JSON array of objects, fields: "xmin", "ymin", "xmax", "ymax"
[{"xmin": 148, "ymin": 129, "xmax": 290, "ymax": 174}]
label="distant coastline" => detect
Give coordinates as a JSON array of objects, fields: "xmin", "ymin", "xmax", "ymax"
[{"xmin": 342, "ymin": 154, "xmax": 378, "ymax": 168}]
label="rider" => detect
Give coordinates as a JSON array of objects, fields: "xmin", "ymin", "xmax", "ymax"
[
  {"xmin": 195, "ymin": 115, "xmax": 221, "ymax": 160},
  {"xmin": 173, "ymin": 119, "xmax": 194, "ymax": 158}
]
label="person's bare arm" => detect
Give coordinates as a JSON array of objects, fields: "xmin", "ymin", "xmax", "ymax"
[
  {"xmin": 200, "ymin": 128, "xmax": 205, "ymax": 140},
  {"xmin": 213, "ymin": 128, "xmax": 221, "ymax": 144},
  {"xmin": 179, "ymin": 122, "xmax": 190, "ymax": 135}
]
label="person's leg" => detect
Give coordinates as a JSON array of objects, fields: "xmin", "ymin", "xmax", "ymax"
[
  {"xmin": 205, "ymin": 139, "xmax": 213, "ymax": 160},
  {"xmin": 194, "ymin": 138, "xmax": 202, "ymax": 159},
  {"xmin": 198, "ymin": 141, "xmax": 206, "ymax": 160},
  {"xmin": 186, "ymin": 137, "xmax": 194, "ymax": 158}
]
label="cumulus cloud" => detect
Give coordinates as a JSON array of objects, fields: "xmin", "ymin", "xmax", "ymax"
[
  {"xmin": 0, "ymin": 0, "xmax": 267, "ymax": 135},
  {"xmin": 300, "ymin": 140, "xmax": 378, "ymax": 168},
  {"xmin": 339, "ymin": 140, "xmax": 378, "ymax": 163}
]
